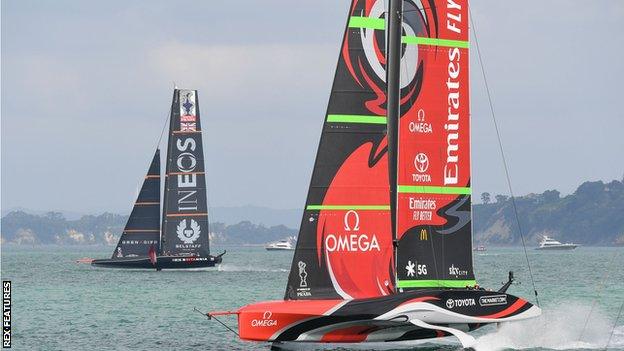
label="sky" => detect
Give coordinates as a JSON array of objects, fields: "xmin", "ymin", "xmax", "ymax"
[{"xmin": 1, "ymin": 0, "xmax": 623, "ymax": 214}]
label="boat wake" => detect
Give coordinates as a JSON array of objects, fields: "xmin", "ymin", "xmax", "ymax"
[
  {"xmin": 473, "ymin": 303, "xmax": 624, "ymax": 350},
  {"xmin": 216, "ymin": 264, "xmax": 288, "ymax": 273}
]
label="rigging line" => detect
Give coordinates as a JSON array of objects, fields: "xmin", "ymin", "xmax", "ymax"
[
  {"xmin": 154, "ymin": 104, "xmax": 172, "ymax": 152},
  {"xmin": 211, "ymin": 315, "xmax": 239, "ymax": 337},
  {"xmin": 605, "ymin": 300, "xmax": 623, "ymax": 350},
  {"xmin": 154, "ymin": 84, "xmax": 177, "ymax": 152},
  {"xmin": 579, "ymin": 249, "xmax": 621, "ymax": 341},
  {"xmin": 194, "ymin": 308, "xmax": 239, "ymax": 337},
  {"xmin": 468, "ymin": 9, "xmax": 540, "ymax": 306}
]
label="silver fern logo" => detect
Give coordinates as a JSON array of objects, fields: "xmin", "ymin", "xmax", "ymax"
[{"xmin": 176, "ymin": 219, "xmax": 201, "ymax": 244}]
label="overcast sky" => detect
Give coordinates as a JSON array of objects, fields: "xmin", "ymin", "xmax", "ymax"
[{"xmin": 2, "ymin": 0, "xmax": 623, "ymax": 214}]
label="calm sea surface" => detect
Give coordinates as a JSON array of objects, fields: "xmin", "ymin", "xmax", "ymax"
[{"xmin": 1, "ymin": 245, "xmax": 623, "ymax": 350}]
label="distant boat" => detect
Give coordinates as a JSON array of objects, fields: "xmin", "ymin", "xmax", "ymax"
[
  {"xmin": 474, "ymin": 245, "xmax": 487, "ymax": 252},
  {"xmin": 535, "ymin": 236, "xmax": 578, "ymax": 250},
  {"xmin": 88, "ymin": 89, "xmax": 225, "ymax": 270},
  {"xmin": 265, "ymin": 237, "xmax": 296, "ymax": 251}
]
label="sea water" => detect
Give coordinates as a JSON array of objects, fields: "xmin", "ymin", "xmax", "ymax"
[{"xmin": 1, "ymin": 245, "xmax": 622, "ymax": 350}]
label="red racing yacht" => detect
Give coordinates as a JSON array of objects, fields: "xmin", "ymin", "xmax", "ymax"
[{"xmin": 209, "ymin": 0, "xmax": 540, "ymax": 347}]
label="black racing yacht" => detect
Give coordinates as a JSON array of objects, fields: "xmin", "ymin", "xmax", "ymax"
[{"xmin": 90, "ymin": 89, "xmax": 224, "ymax": 270}]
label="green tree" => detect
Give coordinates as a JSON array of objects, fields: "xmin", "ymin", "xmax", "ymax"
[
  {"xmin": 481, "ymin": 192, "xmax": 491, "ymax": 204},
  {"xmin": 495, "ymin": 194, "xmax": 509, "ymax": 203},
  {"xmin": 542, "ymin": 189, "xmax": 560, "ymax": 202}
]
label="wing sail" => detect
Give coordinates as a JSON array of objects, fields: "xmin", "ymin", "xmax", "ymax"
[
  {"xmin": 395, "ymin": 0, "xmax": 475, "ymax": 289},
  {"xmin": 285, "ymin": 0, "xmax": 395, "ymax": 300},
  {"xmin": 160, "ymin": 89, "xmax": 211, "ymax": 257}
]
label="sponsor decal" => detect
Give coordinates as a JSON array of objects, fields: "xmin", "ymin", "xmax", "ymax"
[
  {"xmin": 446, "ymin": 0, "xmax": 463, "ymax": 34},
  {"xmin": 3, "ymin": 281, "xmax": 10, "ymax": 348},
  {"xmin": 409, "ymin": 197, "xmax": 436, "ymax": 221},
  {"xmin": 176, "ymin": 219, "xmax": 201, "ymax": 244},
  {"xmin": 414, "ymin": 153, "xmax": 429, "ymax": 173},
  {"xmin": 171, "ymin": 257, "xmax": 211, "ymax": 262},
  {"xmin": 412, "ymin": 152, "xmax": 432, "ymax": 183},
  {"xmin": 251, "ymin": 311, "xmax": 278, "ymax": 328},
  {"xmin": 409, "ymin": 109, "xmax": 433, "ymax": 134},
  {"xmin": 175, "ymin": 138, "xmax": 199, "ymax": 211},
  {"xmin": 120, "ymin": 240, "xmax": 158, "ymax": 245},
  {"xmin": 479, "ymin": 295, "xmax": 508, "ymax": 307},
  {"xmin": 116, "ymin": 247, "xmax": 123, "ymax": 258},
  {"xmin": 325, "ymin": 234, "xmax": 380, "ymax": 252},
  {"xmin": 298, "ymin": 261, "xmax": 308, "ymax": 287},
  {"xmin": 296, "ymin": 261, "xmax": 311, "ymax": 297},
  {"xmin": 444, "ymin": 46, "xmax": 462, "ymax": 185},
  {"xmin": 405, "ymin": 260, "xmax": 427, "ymax": 277},
  {"xmin": 406, "ymin": 260, "xmax": 416, "ymax": 277},
  {"xmin": 343, "ymin": 210, "xmax": 360, "ymax": 231},
  {"xmin": 325, "ymin": 211, "xmax": 380, "ymax": 252},
  {"xmin": 445, "ymin": 298, "xmax": 476, "ymax": 309},
  {"xmin": 448, "ymin": 264, "xmax": 468, "ymax": 277},
  {"xmin": 419, "ymin": 228, "xmax": 428, "ymax": 241}
]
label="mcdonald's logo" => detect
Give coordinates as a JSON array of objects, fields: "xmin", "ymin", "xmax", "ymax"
[{"xmin": 420, "ymin": 229, "xmax": 428, "ymax": 241}]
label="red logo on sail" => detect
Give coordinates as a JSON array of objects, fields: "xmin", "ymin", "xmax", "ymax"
[{"xmin": 317, "ymin": 142, "xmax": 393, "ymax": 299}]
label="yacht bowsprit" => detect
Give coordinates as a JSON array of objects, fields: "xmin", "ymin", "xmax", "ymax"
[
  {"xmin": 208, "ymin": 0, "xmax": 539, "ymax": 347},
  {"xmin": 90, "ymin": 89, "xmax": 225, "ymax": 270}
]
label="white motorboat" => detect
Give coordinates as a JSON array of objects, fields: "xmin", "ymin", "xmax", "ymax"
[
  {"xmin": 535, "ymin": 236, "xmax": 578, "ymax": 250},
  {"xmin": 265, "ymin": 237, "xmax": 295, "ymax": 251}
]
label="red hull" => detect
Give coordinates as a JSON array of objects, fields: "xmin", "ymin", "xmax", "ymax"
[{"xmin": 229, "ymin": 289, "xmax": 540, "ymax": 343}]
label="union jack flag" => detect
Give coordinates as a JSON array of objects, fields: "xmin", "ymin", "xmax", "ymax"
[{"xmin": 180, "ymin": 122, "xmax": 196, "ymax": 132}]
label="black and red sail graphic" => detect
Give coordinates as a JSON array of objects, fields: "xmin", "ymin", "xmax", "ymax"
[
  {"xmin": 112, "ymin": 150, "xmax": 161, "ymax": 258},
  {"xmin": 286, "ymin": 0, "xmax": 474, "ymax": 298},
  {"xmin": 286, "ymin": 0, "xmax": 426, "ymax": 300},
  {"xmin": 395, "ymin": 0, "xmax": 475, "ymax": 289},
  {"xmin": 161, "ymin": 89, "xmax": 210, "ymax": 256}
]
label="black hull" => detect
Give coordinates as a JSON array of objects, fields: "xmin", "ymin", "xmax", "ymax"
[{"xmin": 91, "ymin": 254, "xmax": 223, "ymax": 270}]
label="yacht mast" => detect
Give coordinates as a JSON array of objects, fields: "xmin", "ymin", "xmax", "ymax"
[{"xmin": 386, "ymin": 0, "xmax": 402, "ymax": 290}]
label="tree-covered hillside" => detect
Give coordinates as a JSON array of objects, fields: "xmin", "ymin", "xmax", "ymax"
[
  {"xmin": 2, "ymin": 179, "xmax": 622, "ymax": 246},
  {"xmin": 0, "ymin": 211, "xmax": 295, "ymax": 246},
  {"xmin": 474, "ymin": 180, "xmax": 624, "ymax": 246}
]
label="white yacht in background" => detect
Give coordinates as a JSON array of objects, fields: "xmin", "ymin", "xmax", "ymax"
[
  {"xmin": 265, "ymin": 237, "xmax": 296, "ymax": 251},
  {"xmin": 473, "ymin": 245, "xmax": 487, "ymax": 252},
  {"xmin": 535, "ymin": 236, "xmax": 578, "ymax": 250}
]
